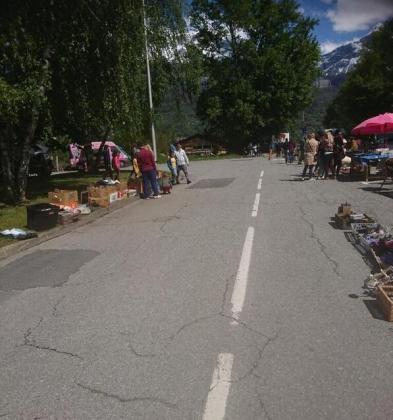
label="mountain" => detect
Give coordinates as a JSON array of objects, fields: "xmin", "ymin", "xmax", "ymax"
[{"xmin": 320, "ymin": 31, "xmax": 375, "ymax": 86}]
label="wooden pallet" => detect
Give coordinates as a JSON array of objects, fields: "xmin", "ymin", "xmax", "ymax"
[{"xmin": 377, "ymin": 285, "xmax": 393, "ymax": 321}]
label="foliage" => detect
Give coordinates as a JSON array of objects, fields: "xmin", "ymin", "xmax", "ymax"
[
  {"xmin": 324, "ymin": 19, "xmax": 393, "ymax": 132},
  {"xmin": 190, "ymin": 0, "xmax": 320, "ymax": 148},
  {"xmin": 290, "ymin": 85, "xmax": 339, "ymax": 139},
  {"xmin": 0, "ymin": 0, "xmax": 190, "ymax": 204}
]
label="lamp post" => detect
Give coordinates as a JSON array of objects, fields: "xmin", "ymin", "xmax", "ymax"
[{"xmin": 142, "ymin": 0, "xmax": 157, "ymax": 160}]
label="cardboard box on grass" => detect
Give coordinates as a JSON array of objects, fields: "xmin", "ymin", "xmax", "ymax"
[{"xmin": 48, "ymin": 189, "xmax": 78, "ymax": 207}]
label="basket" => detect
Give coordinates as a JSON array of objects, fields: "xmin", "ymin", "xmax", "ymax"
[{"xmin": 376, "ymin": 285, "xmax": 393, "ymax": 321}]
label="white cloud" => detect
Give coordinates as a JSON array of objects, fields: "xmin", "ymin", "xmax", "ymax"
[
  {"xmin": 320, "ymin": 40, "xmax": 345, "ymax": 54},
  {"xmin": 327, "ymin": 0, "xmax": 393, "ymax": 32},
  {"xmin": 320, "ymin": 36, "xmax": 360, "ymax": 54}
]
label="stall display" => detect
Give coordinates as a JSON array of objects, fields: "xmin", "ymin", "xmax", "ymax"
[
  {"xmin": 350, "ymin": 152, "xmax": 392, "ymax": 182},
  {"xmin": 87, "ymin": 180, "xmax": 130, "ymax": 208},
  {"xmin": 58, "ymin": 210, "xmax": 80, "ymax": 225}
]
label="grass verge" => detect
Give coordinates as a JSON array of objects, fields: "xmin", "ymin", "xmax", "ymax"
[{"xmin": 0, "ymin": 171, "xmax": 130, "ymax": 248}]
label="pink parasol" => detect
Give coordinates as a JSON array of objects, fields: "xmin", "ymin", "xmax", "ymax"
[{"xmin": 351, "ymin": 113, "xmax": 393, "ymax": 136}]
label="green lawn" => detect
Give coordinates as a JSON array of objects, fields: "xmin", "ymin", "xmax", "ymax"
[{"xmin": 0, "ymin": 171, "xmax": 131, "ymax": 247}]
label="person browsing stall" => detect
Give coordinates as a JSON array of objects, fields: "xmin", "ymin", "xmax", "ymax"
[
  {"xmin": 174, "ymin": 143, "xmax": 191, "ymax": 184},
  {"xmin": 136, "ymin": 143, "xmax": 161, "ymax": 199}
]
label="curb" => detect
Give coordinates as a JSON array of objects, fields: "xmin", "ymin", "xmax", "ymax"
[{"xmin": 0, "ymin": 196, "xmax": 141, "ymax": 262}]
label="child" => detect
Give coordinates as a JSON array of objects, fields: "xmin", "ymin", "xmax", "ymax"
[
  {"xmin": 112, "ymin": 149, "xmax": 121, "ymax": 181},
  {"xmin": 161, "ymin": 172, "xmax": 172, "ymax": 194},
  {"xmin": 167, "ymin": 151, "xmax": 177, "ymax": 184}
]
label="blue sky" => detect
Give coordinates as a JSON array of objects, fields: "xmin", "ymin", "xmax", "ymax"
[
  {"xmin": 185, "ymin": 0, "xmax": 393, "ymax": 54},
  {"xmin": 297, "ymin": 0, "xmax": 393, "ymax": 53}
]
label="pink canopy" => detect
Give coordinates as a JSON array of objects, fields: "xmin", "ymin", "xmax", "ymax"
[{"xmin": 351, "ymin": 113, "xmax": 393, "ymax": 136}]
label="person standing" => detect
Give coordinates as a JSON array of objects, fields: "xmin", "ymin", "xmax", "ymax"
[
  {"xmin": 302, "ymin": 133, "xmax": 318, "ymax": 180},
  {"xmin": 103, "ymin": 145, "xmax": 113, "ymax": 179},
  {"xmin": 167, "ymin": 150, "xmax": 178, "ymax": 184},
  {"xmin": 288, "ymin": 138, "xmax": 295, "ymax": 164},
  {"xmin": 137, "ymin": 143, "xmax": 161, "ymax": 199},
  {"xmin": 175, "ymin": 143, "xmax": 191, "ymax": 184},
  {"xmin": 333, "ymin": 133, "xmax": 345, "ymax": 179},
  {"xmin": 321, "ymin": 131, "xmax": 334, "ymax": 179},
  {"xmin": 112, "ymin": 150, "xmax": 121, "ymax": 181},
  {"xmin": 283, "ymin": 138, "xmax": 289, "ymax": 164}
]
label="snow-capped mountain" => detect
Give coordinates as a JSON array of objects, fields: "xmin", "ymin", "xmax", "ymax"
[{"xmin": 320, "ymin": 30, "xmax": 376, "ymax": 86}]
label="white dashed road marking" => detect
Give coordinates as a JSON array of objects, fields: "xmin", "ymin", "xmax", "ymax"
[
  {"xmin": 202, "ymin": 353, "xmax": 234, "ymax": 420},
  {"xmin": 251, "ymin": 193, "xmax": 261, "ymax": 217},
  {"xmin": 230, "ymin": 226, "xmax": 255, "ymax": 322}
]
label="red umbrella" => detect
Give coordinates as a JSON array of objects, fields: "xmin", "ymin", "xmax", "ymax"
[{"xmin": 351, "ymin": 113, "xmax": 393, "ymax": 136}]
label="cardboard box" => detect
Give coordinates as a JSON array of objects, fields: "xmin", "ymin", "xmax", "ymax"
[
  {"xmin": 115, "ymin": 181, "xmax": 128, "ymax": 192},
  {"xmin": 48, "ymin": 189, "xmax": 78, "ymax": 207},
  {"xmin": 338, "ymin": 202, "xmax": 352, "ymax": 216}
]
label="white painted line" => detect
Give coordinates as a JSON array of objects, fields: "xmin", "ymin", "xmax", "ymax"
[
  {"xmin": 251, "ymin": 192, "xmax": 260, "ymax": 217},
  {"xmin": 260, "ymin": 170, "xmax": 264, "ymax": 178},
  {"xmin": 257, "ymin": 178, "xmax": 262, "ymax": 190},
  {"xmin": 231, "ymin": 227, "xmax": 255, "ymax": 321},
  {"xmin": 202, "ymin": 353, "xmax": 234, "ymax": 420}
]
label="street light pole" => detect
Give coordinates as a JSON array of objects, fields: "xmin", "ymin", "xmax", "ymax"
[{"xmin": 142, "ymin": 0, "xmax": 157, "ymax": 161}]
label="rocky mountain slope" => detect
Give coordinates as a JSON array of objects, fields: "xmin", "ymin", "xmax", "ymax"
[{"xmin": 320, "ymin": 30, "xmax": 376, "ymax": 86}]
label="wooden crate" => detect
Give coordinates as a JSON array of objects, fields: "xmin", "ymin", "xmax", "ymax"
[{"xmin": 376, "ymin": 285, "xmax": 393, "ymax": 321}]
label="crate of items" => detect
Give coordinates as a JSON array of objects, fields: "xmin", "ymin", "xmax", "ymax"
[
  {"xmin": 87, "ymin": 185, "xmax": 117, "ymax": 208},
  {"xmin": 376, "ymin": 284, "xmax": 393, "ymax": 321},
  {"xmin": 48, "ymin": 189, "xmax": 78, "ymax": 208},
  {"xmin": 58, "ymin": 210, "xmax": 80, "ymax": 225}
]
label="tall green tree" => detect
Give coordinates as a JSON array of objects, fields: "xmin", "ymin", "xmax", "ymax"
[
  {"xmin": 324, "ymin": 19, "xmax": 393, "ymax": 132},
  {"xmin": 190, "ymin": 0, "xmax": 320, "ymax": 148},
  {"xmin": 0, "ymin": 0, "xmax": 186, "ymax": 204}
]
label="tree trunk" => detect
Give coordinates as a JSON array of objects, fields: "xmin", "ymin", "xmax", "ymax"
[{"xmin": 0, "ymin": 114, "xmax": 38, "ymax": 205}]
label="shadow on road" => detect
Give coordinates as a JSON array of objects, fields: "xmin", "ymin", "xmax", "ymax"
[
  {"xmin": 360, "ymin": 186, "xmax": 393, "ymax": 200},
  {"xmin": 363, "ymin": 299, "xmax": 385, "ymax": 321}
]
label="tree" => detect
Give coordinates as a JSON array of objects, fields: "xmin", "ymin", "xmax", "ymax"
[
  {"xmin": 190, "ymin": 0, "xmax": 320, "ymax": 148},
  {"xmin": 324, "ymin": 19, "xmax": 393, "ymax": 132},
  {"xmin": 0, "ymin": 0, "xmax": 186, "ymax": 204}
]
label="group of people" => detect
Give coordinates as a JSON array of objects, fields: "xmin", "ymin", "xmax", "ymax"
[
  {"xmin": 301, "ymin": 131, "xmax": 352, "ymax": 180},
  {"xmin": 245, "ymin": 143, "xmax": 263, "ymax": 157},
  {"xmin": 129, "ymin": 142, "xmax": 191, "ymax": 199},
  {"xmin": 269, "ymin": 137, "xmax": 297, "ymax": 163}
]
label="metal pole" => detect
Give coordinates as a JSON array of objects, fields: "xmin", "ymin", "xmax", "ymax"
[{"xmin": 143, "ymin": 0, "xmax": 157, "ymax": 161}]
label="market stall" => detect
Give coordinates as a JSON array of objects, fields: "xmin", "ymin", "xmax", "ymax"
[{"xmin": 351, "ymin": 113, "xmax": 393, "ymax": 183}]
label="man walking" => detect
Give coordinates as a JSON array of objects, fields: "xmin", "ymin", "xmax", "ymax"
[
  {"xmin": 175, "ymin": 143, "xmax": 191, "ymax": 184},
  {"xmin": 137, "ymin": 143, "xmax": 161, "ymax": 199}
]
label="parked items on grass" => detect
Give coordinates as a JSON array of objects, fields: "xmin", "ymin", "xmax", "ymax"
[
  {"xmin": 48, "ymin": 189, "xmax": 78, "ymax": 208},
  {"xmin": 0, "ymin": 228, "xmax": 37, "ymax": 240}
]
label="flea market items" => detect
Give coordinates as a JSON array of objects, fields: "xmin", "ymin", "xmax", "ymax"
[{"xmin": 334, "ymin": 202, "xmax": 393, "ymax": 320}]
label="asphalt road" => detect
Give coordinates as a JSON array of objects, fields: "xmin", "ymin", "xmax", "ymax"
[{"xmin": 1, "ymin": 157, "xmax": 393, "ymax": 420}]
